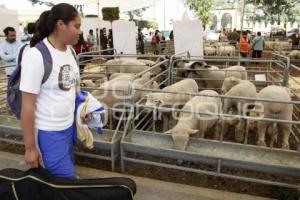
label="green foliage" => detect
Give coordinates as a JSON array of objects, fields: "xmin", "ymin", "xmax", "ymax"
[
  {"xmin": 184, "ymin": 0, "xmax": 215, "ymax": 26},
  {"xmin": 134, "ymin": 20, "xmax": 158, "ymax": 29},
  {"xmin": 246, "ymin": 0, "xmax": 299, "ymax": 26},
  {"xmin": 28, "ymin": 0, "xmax": 54, "ymax": 6},
  {"xmin": 102, "ymin": 7, "xmax": 120, "ymax": 22},
  {"xmin": 127, "ymin": 7, "xmax": 149, "ymax": 21}
]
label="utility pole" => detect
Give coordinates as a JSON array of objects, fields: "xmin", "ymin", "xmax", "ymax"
[
  {"xmin": 240, "ymin": 0, "xmax": 246, "ymax": 31},
  {"xmin": 164, "ymin": 0, "xmax": 166, "ymax": 31}
]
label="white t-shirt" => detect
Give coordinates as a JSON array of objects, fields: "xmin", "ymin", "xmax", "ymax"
[{"xmin": 20, "ymin": 38, "xmax": 80, "ymax": 131}]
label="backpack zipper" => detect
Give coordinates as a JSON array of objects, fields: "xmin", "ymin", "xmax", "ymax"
[{"xmin": 3, "ymin": 175, "xmax": 133, "ymax": 199}]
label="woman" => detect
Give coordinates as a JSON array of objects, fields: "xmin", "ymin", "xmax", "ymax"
[{"xmin": 20, "ymin": 3, "xmax": 81, "ymax": 178}]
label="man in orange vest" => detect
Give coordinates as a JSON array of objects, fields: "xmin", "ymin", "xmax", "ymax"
[{"xmin": 238, "ymin": 31, "xmax": 250, "ymax": 65}]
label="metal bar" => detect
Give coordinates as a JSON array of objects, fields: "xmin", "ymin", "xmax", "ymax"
[
  {"xmin": 134, "ymin": 88, "xmax": 300, "ymax": 105},
  {"xmin": 122, "ymin": 157, "xmax": 300, "ymax": 189},
  {"xmin": 135, "ymin": 104, "xmax": 300, "ymax": 125}
]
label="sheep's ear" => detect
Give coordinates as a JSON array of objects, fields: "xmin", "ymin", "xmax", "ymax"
[
  {"xmin": 152, "ymin": 81, "xmax": 159, "ymax": 89},
  {"xmin": 143, "ymin": 94, "xmax": 149, "ymax": 99},
  {"xmin": 188, "ymin": 129, "xmax": 198, "ymax": 135},
  {"xmin": 230, "ymin": 77, "xmax": 238, "ymax": 83},
  {"xmin": 190, "ymin": 62, "xmax": 201, "ymax": 69},
  {"xmin": 158, "ymin": 99, "xmax": 164, "ymax": 105},
  {"xmin": 165, "ymin": 129, "xmax": 173, "ymax": 134}
]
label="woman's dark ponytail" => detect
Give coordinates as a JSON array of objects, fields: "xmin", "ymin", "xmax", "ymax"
[
  {"xmin": 30, "ymin": 3, "xmax": 78, "ymax": 47},
  {"xmin": 30, "ymin": 11, "xmax": 51, "ymax": 47}
]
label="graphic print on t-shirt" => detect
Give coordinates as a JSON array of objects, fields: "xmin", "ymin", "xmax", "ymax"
[{"xmin": 58, "ymin": 64, "xmax": 79, "ymax": 91}]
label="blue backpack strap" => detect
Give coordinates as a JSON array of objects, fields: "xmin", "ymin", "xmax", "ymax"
[
  {"xmin": 70, "ymin": 47, "xmax": 79, "ymax": 66},
  {"xmin": 35, "ymin": 41, "xmax": 53, "ymax": 84},
  {"xmin": 17, "ymin": 44, "xmax": 29, "ymax": 68}
]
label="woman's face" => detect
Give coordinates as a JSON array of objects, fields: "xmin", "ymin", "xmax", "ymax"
[{"xmin": 61, "ymin": 14, "xmax": 81, "ymax": 45}]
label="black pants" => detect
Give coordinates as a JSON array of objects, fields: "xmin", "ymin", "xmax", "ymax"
[
  {"xmin": 252, "ymin": 50, "xmax": 262, "ymax": 58},
  {"xmin": 139, "ymin": 42, "xmax": 144, "ymax": 54},
  {"xmin": 240, "ymin": 52, "xmax": 248, "ymax": 65}
]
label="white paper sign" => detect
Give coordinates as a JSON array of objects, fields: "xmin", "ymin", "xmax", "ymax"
[
  {"xmin": 112, "ymin": 20, "xmax": 137, "ymax": 56},
  {"xmin": 255, "ymin": 74, "xmax": 266, "ymax": 82},
  {"xmin": 173, "ymin": 20, "xmax": 203, "ymax": 57}
]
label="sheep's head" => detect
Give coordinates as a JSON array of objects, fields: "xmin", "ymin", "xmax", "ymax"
[
  {"xmin": 165, "ymin": 127, "xmax": 198, "ymax": 151},
  {"xmin": 221, "ymin": 77, "xmax": 241, "ymax": 94},
  {"xmin": 174, "ymin": 59, "xmax": 189, "ymax": 68},
  {"xmin": 143, "ymin": 93, "xmax": 164, "ymax": 113},
  {"xmin": 189, "ymin": 61, "xmax": 208, "ymax": 69}
]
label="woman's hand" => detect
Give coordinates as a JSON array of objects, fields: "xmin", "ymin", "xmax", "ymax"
[
  {"xmin": 25, "ymin": 147, "xmax": 42, "ymax": 168},
  {"xmin": 81, "ymin": 113, "xmax": 93, "ymax": 124}
]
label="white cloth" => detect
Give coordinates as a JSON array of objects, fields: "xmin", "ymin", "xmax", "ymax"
[
  {"xmin": 0, "ymin": 40, "xmax": 21, "ymax": 76},
  {"xmin": 20, "ymin": 38, "xmax": 80, "ymax": 131},
  {"xmin": 76, "ymin": 92, "xmax": 105, "ymax": 149}
]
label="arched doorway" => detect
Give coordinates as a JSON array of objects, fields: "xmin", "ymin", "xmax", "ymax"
[
  {"xmin": 210, "ymin": 15, "xmax": 218, "ymax": 30},
  {"xmin": 221, "ymin": 13, "xmax": 232, "ymax": 29}
]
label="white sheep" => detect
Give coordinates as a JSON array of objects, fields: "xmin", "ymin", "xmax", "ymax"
[
  {"xmin": 144, "ymin": 79, "xmax": 199, "ymax": 131},
  {"xmin": 109, "ymin": 73, "xmax": 134, "ymax": 81},
  {"xmin": 165, "ymin": 90, "xmax": 221, "ymax": 150},
  {"xmin": 204, "ymin": 46, "xmax": 216, "ymax": 56},
  {"xmin": 221, "ymin": 77, "xmax": 257, "ymax": 142},
  {"xmin": 289, "ymin": 50, "xmax": 300, "ymax": 59},
  {"xmin": 144, "ymin": 79, "xmax": 198, "ymax": 108},
  {"xmin": 255, "ymin": 85, "xmax": 293, "ymax": 149},
  {"xmin": 217, "ymin": 45, "xmax": 236, "ymax": 57},
  {"xmin": 187, "ymin": 63, "xmax": 247, "ymax": 90}
]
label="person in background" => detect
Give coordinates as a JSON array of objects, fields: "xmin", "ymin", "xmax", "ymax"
[
  {"xmin": 169, "ymin": 30, "xmax": 174, "ymax": 41},
  {"xmin": 73, "ymin": 32, "xmax": 88, "ymax": 73},
  {"xmin": 96, "ymin": 28, "xmax": 99, "ymax": 46},
  {"xmin": 291, "ymin": 31, "xmax": 300, "ymax": 49},
  {"xmin": 0, "ymin": 27, "xmax": 21, "ymax": 77},
  {"xmin": 100, "ymin": 28, "xmax": 108, "ymax": 55},
  {"xmin": 87, "ymin": 29, "xmax": 96, "ymax": 50},
  {"xmin": 138, "ymin": 28, "xmax": 144, "ymax": 54},
  {"xmin": 252, "ymin": 31, "xmax": 265, "ymax": 59},
  {"xmin": 228, "ymin": 28, "xmax": 239, "ymax": 46},
  {"xmin": 108, "ymin": 29, "xmax": 114, "ymax": 54},
  {"xmin": 20, "ymin": 3, "xmax": 82, "ymax": 179},
  {"xmin": 160, "ymin": 36, "xmax": 167, "ymax": 53},
  {"xmin": 238, "ymin": 31, "xmax": 250, "ymax": 65}
]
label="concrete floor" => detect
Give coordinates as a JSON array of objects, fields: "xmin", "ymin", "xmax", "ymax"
[{"xmin": 0, "ymin": 151, "xmax": 271, "ymax": 200}]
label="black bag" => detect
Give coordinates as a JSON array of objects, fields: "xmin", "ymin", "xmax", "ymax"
[{"xmin": 0, "ymin": 168, "xmax": 136, "ymax": 200}]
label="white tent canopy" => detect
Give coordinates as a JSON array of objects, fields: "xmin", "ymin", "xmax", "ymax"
[{"xmin": 39, "ymin": 0, "xmax": 153, "ymax": 12}]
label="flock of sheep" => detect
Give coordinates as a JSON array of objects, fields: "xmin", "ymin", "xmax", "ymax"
[{"xmin": 81, "ymin": 57, "xmax": 295, "ymax": 151}]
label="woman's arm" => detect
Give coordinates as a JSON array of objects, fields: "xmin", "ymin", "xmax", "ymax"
[{"xmin": 21, "ymin": 92, "xmax": 42, "ymax": 168}]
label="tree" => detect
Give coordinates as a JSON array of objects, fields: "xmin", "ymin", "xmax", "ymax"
[
  {"xmin": 247, "ymin": 0, "xmax": 299, "ymax": 27},
  {"xmin": 28, "ymin": 0, "xmax": 54, "ymax": 6},
  {"xmin": 28, "ymin": 0, "xmax": 84, "ymax": 16},
  {"xmin": 102, "ymin": 7, "xmax": 120, "ymax": 22},
  {"xmin": 127, "ymin": 7, "xmax": 149, "ymax": 21},
  {"xmin": 184, "ymin": 0, "xmax": 215, "ymax": 28}
]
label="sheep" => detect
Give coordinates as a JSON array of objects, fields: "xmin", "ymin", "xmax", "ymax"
[
  {"xmin": 144, "ymin": 79, "xmax": 198, "ymax": 108},
  {"xmin": 204, "ymin": 46, "xmax": 216, "ymax": 56},
  {"xmin": 109, "ymin": 73, "xmax": 134, "ymax": 81},
  {"xmin": 92, "ymin": 72, "xmax": 158, "ymax": 127},
  {"xmin": 144, "ymin": 79, "xmax": 199, "ymax": 131},
  {"xmin": 289, "ymin": 50, "xmax": 300, "ymax": 59},
  {"xmin": 217, "ymin": 45, "xmax": 236, "ymax": 57},
  {"xmin": 165, "ymin": 90, "xmax": 221, "ymax": 150},
  {"xmin": 80, "ymin": 80, "xmax": 98, "ymax": 88},
  {"xmin": 187, "ymin": 63, "xmax": 247, "ymax": 90},
  {"xmin": 255, "ymin": 86, "xmax": 293, "ymax": 149},
  {"xmin": 221, "ymin": 77, "xmax": 257, "ymax": 142}
]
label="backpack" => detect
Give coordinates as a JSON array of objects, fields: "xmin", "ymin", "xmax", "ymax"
[
  {"xmin": 151, "ymin": 35, "xmax": 157, "ymax": 44},
  {"xmin": 0, "ymin": 167, "xmax": 136, "ymax": 200},
  {"xmin": 7, "ymin": 41, "xmax": 77, "ymax": 119}
]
